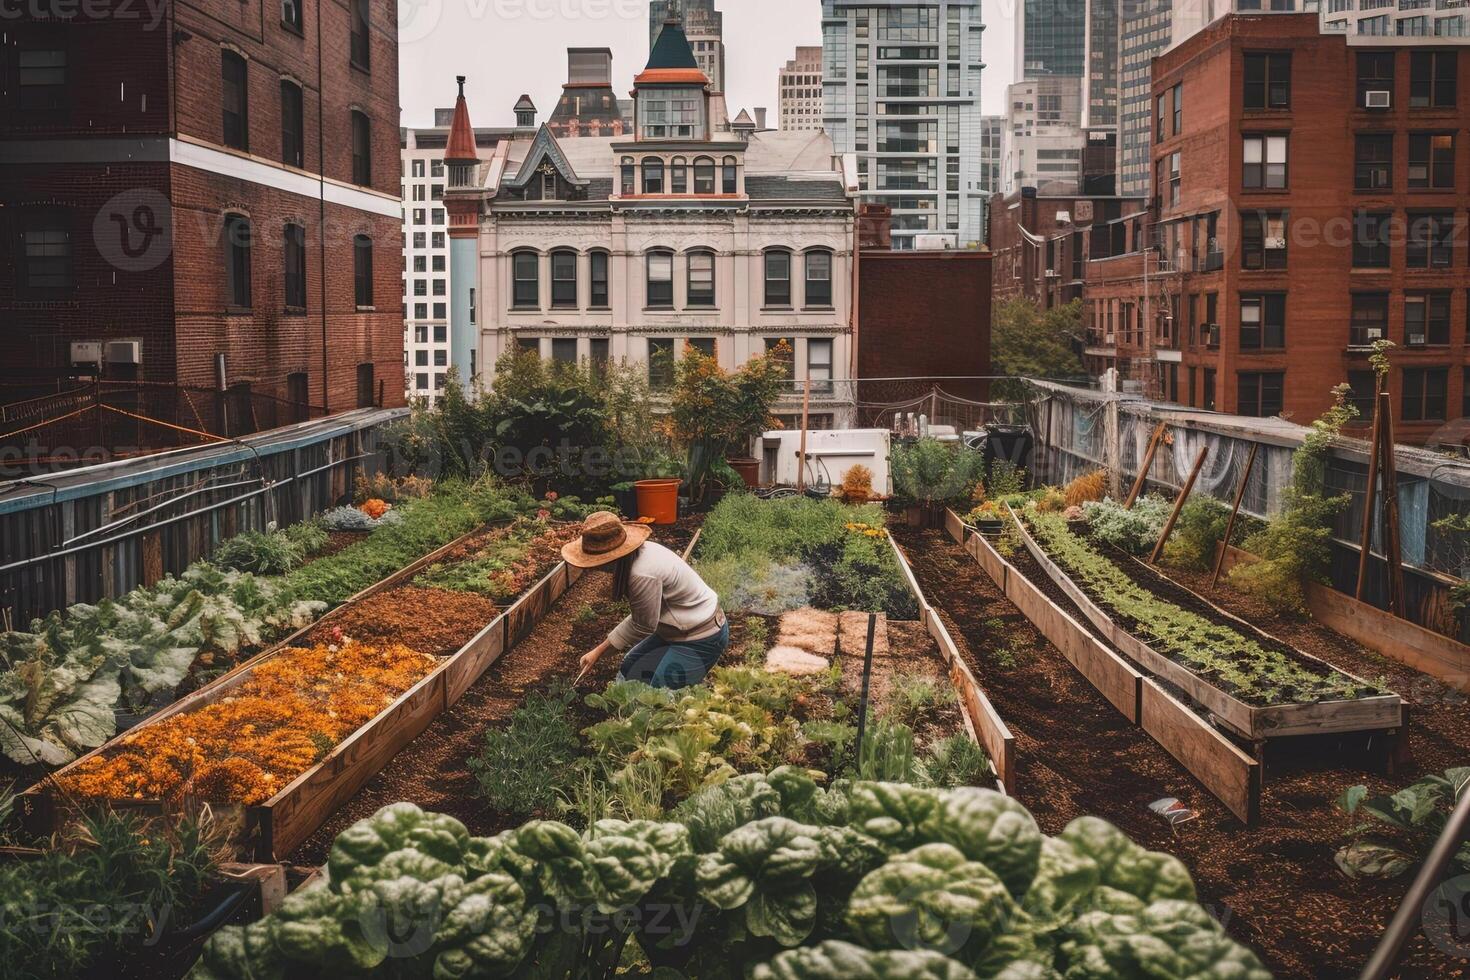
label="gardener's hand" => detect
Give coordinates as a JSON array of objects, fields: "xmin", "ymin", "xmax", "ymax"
[{"xmin": 579, "ymin": 642, "xmax": 608, "ymax": 677}]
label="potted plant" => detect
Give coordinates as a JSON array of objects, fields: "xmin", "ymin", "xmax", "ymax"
[
  {"xmin": 670, "ymin": 343, "xmax": 786, "ymax": 505},
  {"xmin": 609, "ymin": 482, "xmax": 639, "ymax": 519},
  {"xmin": 969, "ymin": 500, "xmax": 1006, "ymax": 536},
  {"xmin": 891, "ymin": 438, "xmax": 984, "ymax": 529}
]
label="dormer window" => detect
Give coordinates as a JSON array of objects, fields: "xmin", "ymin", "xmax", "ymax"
[
  {"xmin": 540, "ymin": 171, "xmax": 557, "ymax": 199},
  {"xmin": 641, "ymin": 93, "xmax": 701, "ymax": 140}
]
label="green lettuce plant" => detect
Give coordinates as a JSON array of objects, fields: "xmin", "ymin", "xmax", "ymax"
[{"xmin": 189, "ymin": 770, "xmax": 1270, "ymax": 979}]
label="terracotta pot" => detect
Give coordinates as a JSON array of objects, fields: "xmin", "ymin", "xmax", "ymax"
[{"xmin": 726, "ymin": 456, "xmax": 762, "ymax": 489}]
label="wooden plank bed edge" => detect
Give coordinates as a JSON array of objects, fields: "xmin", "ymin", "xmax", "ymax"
[{"xmin": 1139, "ymin": 679, "xmax": 1262, "ymax": 825}]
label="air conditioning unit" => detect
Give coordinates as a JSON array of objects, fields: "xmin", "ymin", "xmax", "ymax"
[
  {"xmin": 105, "ymin": 340, "xmax": 142, "ymax": 365},
  {"xmin": 70, "ymin": 342, "xmax": 104, "ymax": 366},
  {"xmin": 1045, "ymin": 268, "xmax": 1058, "ymax": 278},
  {"xmin": 1364, "ymin": 90, "xmax": 1391, "ymax": 109}
]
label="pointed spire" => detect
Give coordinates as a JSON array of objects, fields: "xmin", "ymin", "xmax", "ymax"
[{"xmin": 445, "ymin": 75, "xmax": 477, "ymax": 164}]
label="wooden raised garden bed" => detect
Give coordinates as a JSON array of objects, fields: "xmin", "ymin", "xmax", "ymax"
[
  {"xmin": 19, "ymin": 530, "xmax": 580, "ymax": 861},
  {"xmin": 1009, "ymin": 506, "xmax": 1403, "ymax": 744},
  {"xmin": 945, "ymin": 508, "xmax": 1262, "ymax": 824}
]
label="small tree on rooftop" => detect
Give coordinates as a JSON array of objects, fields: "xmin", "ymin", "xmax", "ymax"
[{"xmin": 670, "ymin": 342, "xmax": 788, "ymax": 502}]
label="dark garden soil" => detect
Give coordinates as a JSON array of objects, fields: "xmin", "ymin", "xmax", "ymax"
[
  {"xmin": 892, "ymin": 524, "xmax": 1470, "ymax": 980},
  {"xmin": 305, "ymin": 585, "xmax": 500, "ymax": 657},
  {"xmin": 310, "ymin": 530, "xmax": 370, "ymax": 563},
  {"xmin": 288, "ymin": 519, "xmax": 702, "ymax": 865}
]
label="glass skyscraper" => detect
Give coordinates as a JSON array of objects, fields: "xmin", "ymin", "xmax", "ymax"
[{"xmin": 821, "ymin": 0, "xmax": 988, "ymax": 249}]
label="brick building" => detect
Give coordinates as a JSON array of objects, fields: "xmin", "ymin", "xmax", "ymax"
[
  {"xmin": 1, "ymin": 0, "xmax": 404, "ymax": 457},
  {"xmin": 857, "ymin": 205, "xmax": 993, "ymax": 403},
  {"xmin": 988, "ymin": 187, "xmax": 1148, "ymax": 308},
  {"xmin": 1153, "ymin": 15, "xmax": 1470, "ymax": 440}
]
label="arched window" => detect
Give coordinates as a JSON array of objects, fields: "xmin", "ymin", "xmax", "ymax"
[
  {"xmin": 804, "ymin": 249, "xmax": 833, "ymax": 308},
  {"xmin": 721, "ymin": 156, "xmax": 738, "ymax": 194},
  {"xmin": 642, "ymin": 157, "xmax": 665, "ymax": 194},
  {"xmin": 512, "ymin": 250, "xmax": 540, "ymax": 309},
  {"xmin": 620, "ymin": 157, "xmax": 636, "ymax": 196},
  {"xmin": 763, "ymin": 249, "xmax": 791, "ymax": 308},
  {"xmin": 646, "ymin": 250, "xmax": 674, "ymax": 308},
  {"xmin": 589, "ymin": 250, "xmax": 610, "ymax": 308},
  {"xmin": 353, "ymin": 234, "xmax": 373, "ymax": 308},
  {"xmin": 693, "ymin": 156, "xmax": 716, "ymax": 194},
  {"xmin": 223, "ymin": 213, "xmax": 252, "ymax": 309},
  {"xmin": 670, "ymin": 156, "xmax": 688, "ymax": 194},
  {"xmin": 550, "ymin": 249, "xmax": 578, "ymax": 308},
  {"xmin": 687, "ymin": 250, "xmax": 715, "ymax": 308}
]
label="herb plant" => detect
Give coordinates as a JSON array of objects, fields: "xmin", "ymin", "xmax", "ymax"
[
  {"xmin": 1336, "ymin": 768, "xmax": 1470, "ymax": 879},
  {"xmin": 468, "ymin": 682, "xmax": 581, "ymax": 819}
]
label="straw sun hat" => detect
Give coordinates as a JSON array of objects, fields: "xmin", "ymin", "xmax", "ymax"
[{"xmin": 561, "ymin": 511, "xmax": 652, "ymax": 569}]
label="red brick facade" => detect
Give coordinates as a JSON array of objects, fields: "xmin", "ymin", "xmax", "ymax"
[
  {"xmin": 858, "ymin": 209, "xmax": 993, "ymax": 402},
  {"xmin": 1152, "ymin": 15, "xmax": 1470, "ymax": 441},
  {"xmin": 1, "ymin": 0, "xmax": 404, "ymax": 450}
]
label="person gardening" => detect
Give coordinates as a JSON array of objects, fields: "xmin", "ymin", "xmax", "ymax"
[{"xmin": 564, "ymin": 512, "xmax": 729, "ymax": 690}]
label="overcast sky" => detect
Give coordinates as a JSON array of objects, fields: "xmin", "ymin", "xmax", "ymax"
[{"xmin": 398, "ymin": 0, "xmax": 1017, "ymax": 129}]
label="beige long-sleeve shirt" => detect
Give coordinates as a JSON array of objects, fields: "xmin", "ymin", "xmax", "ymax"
[{"xmin": 606, "ymin": 541, "xmax": 723, "ymax": 651}]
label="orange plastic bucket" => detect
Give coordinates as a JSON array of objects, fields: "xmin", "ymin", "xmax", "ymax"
[{"xmin": 634, "ymin": 479, "xmax": 681, "ymax": 525}]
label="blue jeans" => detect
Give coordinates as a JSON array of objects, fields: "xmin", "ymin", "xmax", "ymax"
[{"xmin": 618, "ymin": 620, "xmax": 730, "ymax": 690}]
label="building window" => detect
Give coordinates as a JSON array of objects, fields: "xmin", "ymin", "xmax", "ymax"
[
  {"xmin": 468, "ymin": 288, "xmax": 475, "ymax": 326},
  {"xmin": 516, "ymin": 337, "xmax": 541, "ymax": 356},
  {"xmin": 693, "ymin": 157, "xmax": 716, "ymax": 194},
  {"xmin": 512, "ymin": 251, "xmax": 539, "ymax": 308},
  {"xmin": 1241, "ymin": 211, "xmax": 1287, "ymax": 270},
  {"xmin": 642, "ymin": 157, "xmax": 664, "ymax": 194},
  {"xmin": 808, "ymin": 338, "xmax": 834, "ymax": 394},
  {"xmin": 648, "ymin": 338, "xmax": 675, "ymax": 390},
  {"xmin": 1356, "ymin": 51, "xmax": 1395, "ymax": 107},
  {"xmin": 18, "ymin": 209, "xmax": 71, "ymax": 293},
  {"xmin": 1407, "ymin": 211, "xmax": 1455, "ymax": 268},
  {"xmin": 1243, "ymin": 135, "xmax": 1287, "ymax": 189},
  {"xmin": 590, "ymin": 338, "xmax": 609, "ymax": 374},
  {"xmin": 1349, "ymin": 292, "xmax": 1389, "ymax": 347},
  {"xmin": 1239, "ymin": 294, "xmax": 1285, "ymax": 350},
  {"xmin": 804, "ymin": 250, "xmax": 833, "ymax": 307},
  {"xmin": 1244, "ymin": 53, "xmax": 1291, "ymax": 110},
  {"xmin": 1237, "ymin": 372, "xmax": 1284, "ymax": 417},
  {"xmin": 1155, "ymin": 93, "xmax": 1167, "ymax": 143},
  {"xmin": 1408, "ymin": 133, "xmax": 1455, "ymax": 190},
  {"xmin": 17, "ymin": 49, "xmax": 66, "ymax": 111},
  {"xmin": 764, "ymin": 250, "xmax": 792, "ymax": 307},
  {"xmin": 1165, "ymin": 152, "xmax": 1181, "ymax": 207},
  {"xmin": 620, "ymin": 157, "xmax": 635, "ymax": 196},
  {"xmin": 1409, "ymin": 50, "xmax": 1456, "ymax": 108},
  {"xmin": 1403, "ymin": 366, "xmax": 1448, "ymax": 421},
  {"xmin": 351, "ymin": 111, "xmax": 371, "ymax": 185},
  {"xmin": 765, "ymin": 337, "xmax": 795, "ymax": 380},
  {"xmin": 1353, "ymin": 211, "xmax": 1393, "ymax": 268},
  {"xmin": 1354, "ymin": 134, "xmax": 1393, "ymax": 190},
  {"xmin": 670, "ymin": 156, "xmax": 688, "ymax": 194},
  {"xmin": 222, "ymin": 51, "xmax": 249, "ymax": 151},
  {"xmin": 646, "ymin": 251, "xmax": 674, "ymax": 308},
  {"xmin": 350, "ymin": 0, "xmax": 370, "ymax": 70},
  {"xmin": 1405, "ymin": 291, "xmax": 1452, "ymax": 346},
  {"xmin": 550, "ymin": 250, "xmax": 578, "ymax": 308},
  {"xmin": 284, "ymin": 222, "xmax": 306, "ymax": 309},
  {"xmin": 1347, "ymin": 371, "xmax": 1378, "ymax": 421},
  {"xmin": 279, "ymin": 80, "xmax": 305, "ymax": 168},
  {"xmin": 687, "ymin": 338, "xmax": 716, "ymax": 359},
  {"xmin": 687, "ymin": 251, "xmax": 715, "ymax": 308},
  {"xmin": 589, "ymin": 251, "xmax": 609, "ymax": 308},
  {"xmin": 1172, "ymin": 83, "xmax": 1182, "ymax": 133},
  {"xmin": 353, "ymin": 235, "xmax": 373, "ymax": 307},
  {"xmin": 722, "ymin": 156, "xmax": 738, "ymax": 194},
  {"xmin": 281, "ymin": 0, "xmax": 303, "ymax": 33},
  {"xmin": 551, "ymin": 338, "xmax": 577, "ymax": 364},
  {"xmin": 224, "ymin": 214, "xmax": 252, "ymax": 309}
]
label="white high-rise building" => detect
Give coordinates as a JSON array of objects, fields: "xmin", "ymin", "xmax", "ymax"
[
  {"xmin": 780, "ymin": 46, "xmax": 825, "ymax": 131},
  {"xmin": 979, "ymin": 114, "xmax": 1005, "ymax": 196},
  {"xmin": 821, "ymin": 0, "xmax": 988, "ymax": 249},
  {"xmin": 1004, "ymin": 76, "xmax": 1085, "ymax": 193},
  {"xmin": 1321, "ymin": 0, "xmax": 1467, "ymax": 36},
  {"xmin": 650, "ymin": 0, "xmax": 727, "ymax": 93}
]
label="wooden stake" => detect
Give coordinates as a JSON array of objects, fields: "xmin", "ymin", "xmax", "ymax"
[
  {"xmin": 1378, "ymin": 391, "xmax": 1405, "ymax": 616},
  {"xmin": 1211, "ymin": 443, "xmax": 1258, "ymax": 590},
  {"xmin": 1126, "ymin": 422, "xmax": 1168, "ymax": 509},
  {"xmin": 1151, "ymin": 444, "xmax": 1209, "ymax": 565},
  {"xmin": 1356, "ymin": 385, "xmax": 1384, "ymax": 602},
  {"xmin": 795, "ymin": 369, "xmax": 811, "ymax": 493}
]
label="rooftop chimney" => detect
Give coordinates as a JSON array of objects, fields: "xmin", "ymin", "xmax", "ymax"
[{"xmin": 754, "ymin": 107, "xmax": 768, "ymax": 131}]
